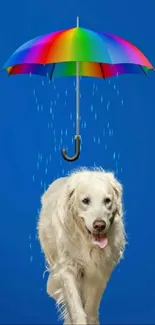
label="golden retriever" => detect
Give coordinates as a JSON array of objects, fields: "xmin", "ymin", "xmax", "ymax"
[{"xmin": 38, "ymin": 167, "xmax": 126, "ymax": 325}]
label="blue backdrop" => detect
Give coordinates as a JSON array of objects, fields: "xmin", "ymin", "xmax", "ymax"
[{"xmin": 0, "ymin": 0, "xmax": 155, "ymax": 324}]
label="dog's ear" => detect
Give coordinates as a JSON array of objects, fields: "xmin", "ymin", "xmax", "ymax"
[
  {"xmin": 68, "ymin": 189, "xmax": 75, "ymax": 200},
  {"xmin": 66, "ymin": 174, "xmax": 79, "ymax": 201},
  {"xmin": 106, "ymin": 172, "xmax": 122, "ymax": 200},
  {"xmin": 106, "ymin": 172, "xmax": 123, "ymax": 217}
]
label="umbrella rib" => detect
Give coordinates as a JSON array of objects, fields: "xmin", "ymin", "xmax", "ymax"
[
  {"xmin": 50, "ymin": 63, "xmax": 56, "ymax": 80},
  {"xmin": 100, "ymin": 63, "xmax": 105, "ymax": 79},
  {"xmin": 139, "ymin": 65, "xmax": 147, "ymax": 76}
]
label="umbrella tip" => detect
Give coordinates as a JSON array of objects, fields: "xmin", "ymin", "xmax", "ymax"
[{"xmin": 77, "ymin": 16, "xmax": 79, "ymax": 27}]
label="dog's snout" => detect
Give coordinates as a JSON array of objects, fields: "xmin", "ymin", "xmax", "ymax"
[{"xmin": 93, "ymin": 220, "xmax": 106, "ymax": 232}]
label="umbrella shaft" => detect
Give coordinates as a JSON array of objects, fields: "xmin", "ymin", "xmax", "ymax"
[{"xmin": 76, "ymin": 61, "xmax": 80, "ymax": 135}]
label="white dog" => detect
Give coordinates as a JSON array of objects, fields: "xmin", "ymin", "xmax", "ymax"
[{"xmin": 38, "ymin": 167, "xmax": 126, "ymax": 325}]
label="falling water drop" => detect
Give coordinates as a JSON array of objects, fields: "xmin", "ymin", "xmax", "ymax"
[
  {"xmin": 107, "ymin": 101, "xmax": 110, "ymax": 111},
  {"xmin": 30, "ymin": 256, "xmax": 33, "ymax": 263},
  {"xmin": 91, "ymin": 104, "xmax": 93, "ymax": 112}
]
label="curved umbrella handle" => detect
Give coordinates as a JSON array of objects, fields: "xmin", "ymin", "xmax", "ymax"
[{"xmin": 61, "ymin": 135, "xmax": 81, "ymax": 162}]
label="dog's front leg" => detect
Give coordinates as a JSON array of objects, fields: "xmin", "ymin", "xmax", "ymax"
[
  {"xmin": 62, "ymin": 268, "xmax": 87, "ymax": 325},
  {"xmin": 82, "ymin": 278, "xmax": 108, "ymax": 325}
]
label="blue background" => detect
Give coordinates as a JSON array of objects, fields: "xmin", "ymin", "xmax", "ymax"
[{"xmin": 0, "ymin": 0, "xmax": 155, "ymax": 324}]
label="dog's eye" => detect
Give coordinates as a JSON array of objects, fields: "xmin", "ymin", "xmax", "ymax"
[
  {"xmin": 82, "ymin": 198, "xmax": 90, "ymax": 205},
  {"xmin": 104, "ymin": 197, "xmax": 111, "ymax": 205}
]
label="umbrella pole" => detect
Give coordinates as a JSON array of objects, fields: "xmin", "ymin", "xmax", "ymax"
[
  {"xmin": 61, "ymin": 16, "xmax": 81, "ymax": 162},
  {"xmin": 76, "ymin": 16, "xmax": 80, "ymax": 136}
]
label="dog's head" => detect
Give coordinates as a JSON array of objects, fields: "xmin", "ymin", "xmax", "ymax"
[{"xmin": 65, "ymin": 168, "xmax": 123, "ymax": 249}]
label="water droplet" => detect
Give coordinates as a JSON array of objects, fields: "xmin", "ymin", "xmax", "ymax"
[
  {"xmin": 30, "ymin": 256, "xmax": 33, "ymax": 263},
  {"xmin": 107, "ymin": 101, "xmax": 110, "ymax": 111}
]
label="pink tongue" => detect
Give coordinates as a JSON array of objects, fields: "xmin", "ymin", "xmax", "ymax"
[{"xmin": 92, "ymin": 233, "xmax": 108, "ymax": 249}]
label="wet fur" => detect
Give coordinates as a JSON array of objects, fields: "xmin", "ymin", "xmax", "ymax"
[{"xmin": 38, "ymin": 167, "xmax": 126, "ymax": 325}]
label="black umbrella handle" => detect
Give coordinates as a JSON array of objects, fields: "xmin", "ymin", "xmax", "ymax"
[{"xmin": 61, "ymin": 135, "xmax": 81, "ymax": 162}]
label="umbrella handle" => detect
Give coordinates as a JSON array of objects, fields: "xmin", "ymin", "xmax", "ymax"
[{"xmin": 61, "ymin": 135, "xmax": 81, "ymax": 162}]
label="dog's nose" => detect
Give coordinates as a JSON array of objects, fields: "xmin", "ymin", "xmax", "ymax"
[{"xmin": 93, "ymin": 220, "xmax": 106, "ymax": 232}]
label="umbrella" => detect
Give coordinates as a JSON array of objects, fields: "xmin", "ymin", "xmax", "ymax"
[{"xmin": 2, "ymin": 17, "xmax": 154, "ymax": 162}]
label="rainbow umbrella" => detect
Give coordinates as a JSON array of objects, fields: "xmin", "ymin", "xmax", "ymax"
[{"xmin": 2, "ymin": 17, "xmax": 154, "ymax": 162}]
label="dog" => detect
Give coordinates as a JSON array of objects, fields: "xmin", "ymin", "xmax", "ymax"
[{"xmin": 38, "ymin": 167, "xmax": 126, "ymax": 325}]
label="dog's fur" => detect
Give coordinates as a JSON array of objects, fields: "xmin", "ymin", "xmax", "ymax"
[{"xmin": 38, "ymin": 167, "xmax": 126, "ymax": 325}]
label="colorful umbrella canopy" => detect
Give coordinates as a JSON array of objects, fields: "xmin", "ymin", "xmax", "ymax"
[{"xmin": 2, "ymin": 17, "xmax": 154, "ymax": 161}]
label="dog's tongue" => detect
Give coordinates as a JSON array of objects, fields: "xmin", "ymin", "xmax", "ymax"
[{"xmin": 92, "ymin": 233, "xmax": 108, "ymax": 249}]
